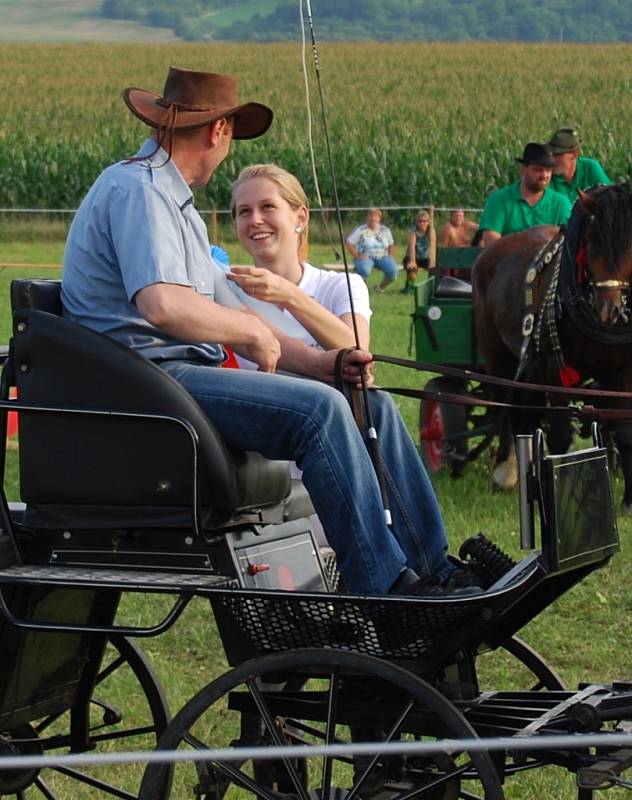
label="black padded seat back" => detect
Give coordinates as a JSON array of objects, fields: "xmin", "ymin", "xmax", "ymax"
[
  {"xmin": 9, "ymin": 280, "xmax": 292, "ymax": 527},
  {"xmin": 11, "ymin": 279, "xmax": 63, "ymax": 316}
]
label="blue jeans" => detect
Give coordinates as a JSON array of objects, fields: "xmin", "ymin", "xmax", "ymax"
[
  {"xmin": 354, "ymin": 256, "xmax": 399, "ymax": 281},
  {"xmin": 161, "ymin": 362, "xmax": 451, "ymax": 595}
]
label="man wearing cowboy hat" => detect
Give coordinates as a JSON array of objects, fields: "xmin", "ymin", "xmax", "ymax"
[
  {"xmin": 479, "ymin": 142, "xmax": 572, "ymax": 247},
  {"xmin": 547, "ymin": 127, "xmax": 611, "ymax": 204},
  {"xmin": 62, "ymin": 66, "xmax": 477, "ymax": 598}
]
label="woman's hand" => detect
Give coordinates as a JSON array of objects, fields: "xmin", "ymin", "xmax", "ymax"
[{"xmin": 227, "ymin": 266, "xmax": 295, "ymax": 307}]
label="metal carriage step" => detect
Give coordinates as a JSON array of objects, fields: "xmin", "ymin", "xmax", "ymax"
[{"xmin": 0, "ymin": 563, "xmax": 234, "ymax": 592}]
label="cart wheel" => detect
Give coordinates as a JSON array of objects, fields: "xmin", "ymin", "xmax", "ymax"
[
  {"xmin": 419, "ymin": 378, "xmax": 468, "ymax": 475},
  {"xmin": 477, "ymin": 635, "xmax": 567, "ymax": 693},
  {"xmin": 501, "ymin": 636, "xmax": 567, "ymax": 691},
  {"xmin": 0, "ymin": 636, "xmax": 171, "ymax": 798},
  {"xmin": 140, "ymin": 648, "xmax": 504, "ymax": 800}
]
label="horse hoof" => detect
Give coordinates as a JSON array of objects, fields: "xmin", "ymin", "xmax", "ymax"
[{"xmin": 493, "ymin": 460, "xmax": 518, "ymax": 491}]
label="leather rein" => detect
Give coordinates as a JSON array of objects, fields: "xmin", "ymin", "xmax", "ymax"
[{"xmin": 371, "ymin": 352, "xmax": 632, "ymax": 423}]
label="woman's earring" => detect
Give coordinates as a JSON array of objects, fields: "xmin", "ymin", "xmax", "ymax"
[{"xmin": 295, "ymin": 225, "xmax": 304, "ymax": 233}]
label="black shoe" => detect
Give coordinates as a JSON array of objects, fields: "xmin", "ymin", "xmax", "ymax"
[
  {"xmin": 447, "ymin": 555, "xmax": 487, "ymax": 589},
  {"xmin": 405, "ymin": 574, "xmax": 483, "ymax": 598}
]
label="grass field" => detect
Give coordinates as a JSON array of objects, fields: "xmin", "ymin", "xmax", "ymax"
[{"xmin": 1, "ymin": 239, "xmax": 631, "ymax": 797}]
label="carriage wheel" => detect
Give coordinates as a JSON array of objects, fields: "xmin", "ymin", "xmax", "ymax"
[
  {"xmin": 419, "ymin": 378, "xmax": 469, "ymax": 475},
  {"xmin": 477, "ymin": 635, "xmax": 567, "ymax": 693},
  {"xmin": 140, "ymin": 648, "xmax": 504, "ymax": 800},
  {"xmin": 0, "ymin": 635, "xmax": 171, "ymax": 798},
  {"xmin": 501, "ymin": 636, "xmax": 567, "ymax": 691}
]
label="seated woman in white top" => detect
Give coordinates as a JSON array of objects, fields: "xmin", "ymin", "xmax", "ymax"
[{"xmin": 227, "ymin": 163, "xmax": 371, "ymax": 368}]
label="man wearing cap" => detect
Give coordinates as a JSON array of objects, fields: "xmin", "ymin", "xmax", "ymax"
[
  {"xmin": 478, "ymin": 143, "xmax": 572, "ymax": 247},
  {"xmin": 61, "ymin": 66, "xmax": 477, "ymax": 599},
  {"xmin": 548, "ymin": 127, "xmax": 611, "ymax": 204}
]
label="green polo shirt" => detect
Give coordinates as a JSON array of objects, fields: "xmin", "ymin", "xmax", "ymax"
[
  {"xmin": 550, "ymin": 156, "xmax": 611, "ymax": 203},
  {"xmin": 479, "ymin": 182, "xmax": 572, "ymax": 237}
]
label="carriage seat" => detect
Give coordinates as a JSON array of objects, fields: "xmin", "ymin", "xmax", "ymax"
[
  {"xmin": 9, "ymin": 279, "xmax": 314, "ymax": 533},
  {"xmin": 434, "ymin": 275, "xmax": 472, "ymax": 299}
]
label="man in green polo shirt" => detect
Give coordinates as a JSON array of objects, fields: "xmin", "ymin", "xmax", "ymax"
[
  {"xmin": 480, "ymin": 142, "xmax": 572, "ymax": 247},
  {"xmin": 547, "ymin": 127, "xmax": 611, "ymax": 204}
]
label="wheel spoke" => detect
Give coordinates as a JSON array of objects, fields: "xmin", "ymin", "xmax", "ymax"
[
  {"xmin": 247, "ymin": 678, "xmax": 312, "ymax": 800},
  {"xmin": 400, "ymin": 760, "xmax": 470, "ymax": 800},
  {"xmin": 53, "ymin": 766, "xmax": 138, "ymax": 799},
  {"xmin": 320, "ymin": 669, "xmax": 340, "ymax": 800},
  {"xmin": 34, "ymin": 777, "xmax": 58, "ymax": 799}
]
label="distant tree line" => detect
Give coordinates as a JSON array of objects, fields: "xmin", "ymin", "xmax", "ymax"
[
  {"xmin": 101, "ymin": 0, "xmax": 632, "ymax": 42},
  {"xmin": 101, "ymin": 0, "xmax": 224, "ymax": 39}
]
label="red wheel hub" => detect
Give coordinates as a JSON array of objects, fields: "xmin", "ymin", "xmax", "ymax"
[{"xmin": 420, "ymin": 400, "xmax": 445, "ymax": 473}]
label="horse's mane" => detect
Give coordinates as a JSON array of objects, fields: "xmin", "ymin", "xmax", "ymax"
[{"xmin": 586, "ymin": 183, "xmax": 632, "ymax": 273}]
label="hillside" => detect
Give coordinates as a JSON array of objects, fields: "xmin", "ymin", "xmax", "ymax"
[
  {"xmin": 3, "ymin": 0, "xmax": 631, "ymax": 43},
  {"xmin": 101, "ymin": 0, "xmax": 632, "ymax": 42},
  {"xmin": 0, "ymin": 0, "xmax": 180, "ymax": 42}
]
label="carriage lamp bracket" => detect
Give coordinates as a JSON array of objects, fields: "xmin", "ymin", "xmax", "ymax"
[{"xmin": 516, "ymin": 434, "xmax": 536, "ymax": 550}]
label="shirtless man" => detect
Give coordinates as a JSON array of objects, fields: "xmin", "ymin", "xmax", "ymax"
[{"xmin": 439, "ymin": 209, "xmax": 479, "ymax": 247}]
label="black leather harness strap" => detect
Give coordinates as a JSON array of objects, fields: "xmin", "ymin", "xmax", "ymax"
[
  {"xmin": 334, "ymin": 347, "xmax": 365, "ymax": 428},
  {"xmin": 372, "ymin": 353, "xmax": 632, "ymax": 402},
  {"xmin": 377, "ymin": 383, "xmax": 632, "ymax": 422}
]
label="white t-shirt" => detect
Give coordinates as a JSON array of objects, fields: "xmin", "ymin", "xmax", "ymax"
[{"xmin": 233, "ymin": 262, "xmax": 372, "ymax": 369}]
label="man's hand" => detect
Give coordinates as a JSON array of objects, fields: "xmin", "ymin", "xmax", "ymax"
[
  {"xmin": 235, "ymin": 318, "xmax": 282, "ymax": 372},
  {"xmin": 228, "ymin": 266, "xmax": 294, "ymax": 306},
  {"xmin": 311, "ymin": 348, "xmax": 375, "ymax": 388}
]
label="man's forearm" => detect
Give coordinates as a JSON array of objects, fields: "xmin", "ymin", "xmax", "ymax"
[{"xmin": 482, "ymin": 230, "xmax": 501, "ymax": 247}]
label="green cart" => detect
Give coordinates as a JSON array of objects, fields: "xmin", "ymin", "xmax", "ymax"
[{"xmin": 413, "ymin": 247, "xmax": 493, "ymax": 474}]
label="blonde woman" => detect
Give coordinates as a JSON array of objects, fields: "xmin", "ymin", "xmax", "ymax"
[
  {"xmin": 402, "ymin": 209, "xmax": 435, "ymax": 294},
  {"xmin": 228, "ymin": 164, "xmax": 371, "ymax": 365}
]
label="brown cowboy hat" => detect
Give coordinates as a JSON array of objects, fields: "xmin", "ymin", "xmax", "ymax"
[{"xmin": 123, "ymin": 66, "xmax": 273, "ymax": 140}]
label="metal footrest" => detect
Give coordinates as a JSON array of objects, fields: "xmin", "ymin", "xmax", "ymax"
[
  {"xmin": 0, "ymin": 563, "xmax": 234, "ymax": 592},
  {"xmin": 0, "ymin": 563, "xmax": 236, "ymax": 637}
]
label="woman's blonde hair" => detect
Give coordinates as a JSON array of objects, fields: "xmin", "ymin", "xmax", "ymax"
[
  {"xmin": 231, "ymin": 163, "xmax": 309, "ymax": 259},
  {"xmin": 367, "ymin": 207, "xmax": 383, "ymax": 221}
]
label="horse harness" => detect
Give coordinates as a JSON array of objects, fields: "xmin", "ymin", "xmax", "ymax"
[
  {"xmin": 517, "ymin": 206, "xmax": 632, "ymax": 387},
  {"xmin": 516, "ymin": 230, "xmax": 573, "ymax": 385}
]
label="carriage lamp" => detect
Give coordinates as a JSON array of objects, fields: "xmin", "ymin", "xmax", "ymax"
[{"xmin": 427, "ymin": 306, "xmax": 442, "ymax": 321}]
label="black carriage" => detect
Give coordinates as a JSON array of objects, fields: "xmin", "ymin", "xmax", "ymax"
[{"xmin": 0, "ymin": 278, "xmax": 630, "ymax": 799}]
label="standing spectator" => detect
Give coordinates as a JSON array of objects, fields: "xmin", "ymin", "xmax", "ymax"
[
  {"xmin": 547, "ymin": 127, "xmax": 611, "ymax": 203},
  {"xmin": 346, "ymin": 207, "xmax": 398, "ymax": 293},
  {"xmin": 479, "ymin": 142, "xmax": 572, "ymax": 247},
  {"xmin": 401, "ymin": 209, "xmax": 435, "ymax": 294},
  {"xmin": 439, "ymin": 209, "xmax": 479, "ymax": 247}
]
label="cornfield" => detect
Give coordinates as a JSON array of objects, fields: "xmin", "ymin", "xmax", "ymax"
[{"xmin": 2, "ymin": 41, "xmax": 632, "ymax": 212}]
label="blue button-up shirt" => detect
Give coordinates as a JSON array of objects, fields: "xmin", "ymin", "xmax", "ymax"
[{"xmin": 62, "ymin": 139, "xmax": 240, "ymax": 363}]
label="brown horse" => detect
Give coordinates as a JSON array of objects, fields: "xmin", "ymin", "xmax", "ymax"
[{"xmin": 473, "ymin": 183, "xmax": 632, "ymax": 511}]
